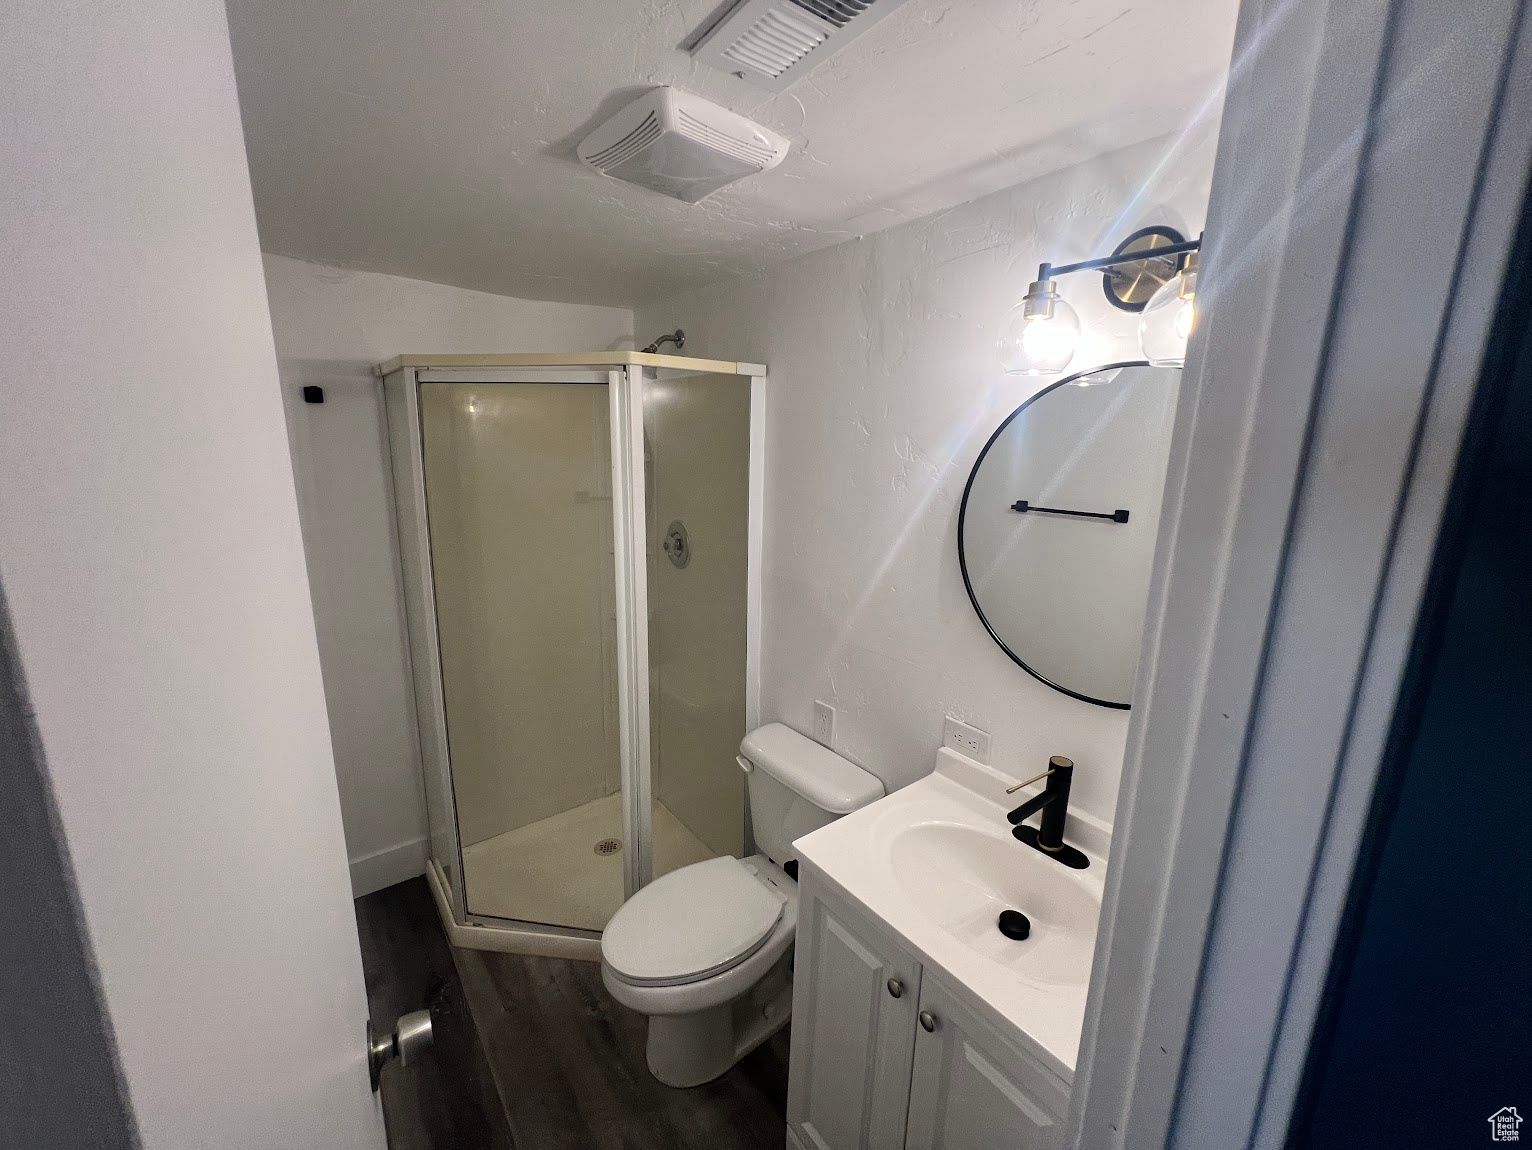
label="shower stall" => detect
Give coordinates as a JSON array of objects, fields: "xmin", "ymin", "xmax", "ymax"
[{"xmin": 380, "ymin": 352, "xmax": 765, "ymax": 958}]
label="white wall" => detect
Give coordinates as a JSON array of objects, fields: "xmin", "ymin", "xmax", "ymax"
[
  {"xmin": 635, "ymin": 134, "xmax": 1218, "ymax": 824},
  {"xmin": 0, "ymin": 1, "xmax": 383, "ymax": 1147},
  {"xmin": 261, "ymin": 255, "xmax": 632, "ymax": 893}
]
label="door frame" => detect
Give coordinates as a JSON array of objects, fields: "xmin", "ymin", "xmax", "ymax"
[
  {"xmin": 612, "ymin": 366, "xmax": 653, "ymax": 898},
  {"xmin": 1069, "ymin": 0, "xmax": 1532, "ymax": 1146}
]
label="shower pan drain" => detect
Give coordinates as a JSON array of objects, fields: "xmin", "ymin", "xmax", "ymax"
[{"xmin": 594, "ymin": 837, "xmax": 623, "ymax": 857}]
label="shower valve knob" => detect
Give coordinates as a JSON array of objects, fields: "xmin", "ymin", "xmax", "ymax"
[{"xmin": 664, "ymin": 520, "xmax": 690, "ymax": 568}]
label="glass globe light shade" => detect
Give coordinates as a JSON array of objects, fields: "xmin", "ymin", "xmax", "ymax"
[
  {"xmin": 1138, "ymin": 257, "xmax": 1198, "ymax": 366},
  {"xmin": 999, "ymin": 284, "xmax": 1079, "ymax": 376}
]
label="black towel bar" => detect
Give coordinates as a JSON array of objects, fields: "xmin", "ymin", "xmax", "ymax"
[{"xmin": 1010, "ymin": 500, "xmax": 1129, "ymax": 524}]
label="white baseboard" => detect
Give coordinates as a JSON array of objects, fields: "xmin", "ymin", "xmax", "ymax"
[{"xmin": 349, "ymin": 835, "xmax": 427, "ymax": 897}]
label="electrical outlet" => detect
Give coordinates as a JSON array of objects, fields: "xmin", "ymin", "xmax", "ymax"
[
  {"xmin": 812, "ymin": 701, "xmax": 836, "ymax": 747},
  {"xmin": 943, "ymin": 716, "xmax": 991, "ymax": 764}
]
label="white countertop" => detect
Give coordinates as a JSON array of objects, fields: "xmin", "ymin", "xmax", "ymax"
[{"xmin": 793, "ymin": 749, "xmax": 1110, "ymax": 1083}]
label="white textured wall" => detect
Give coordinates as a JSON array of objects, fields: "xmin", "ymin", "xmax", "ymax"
[
  {"xmin": 635, "ymin": 134, "xmax": 1218, "ymax": 824},
  {"xmin": 261, "ymin": 255, "xmax": 633, "ymax": 893},
  {"xmin": 0, "ymin": 1, "xmax": 383, "ymax": 1146}
]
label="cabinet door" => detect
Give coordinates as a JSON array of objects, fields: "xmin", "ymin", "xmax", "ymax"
[
  {"xmin": 904, "ymin": 976, "xmax": 1069, "ymax": 1150},
  {"xmin": 788, "ymin": 871, "xmax": 923, "ymax": 1150}
]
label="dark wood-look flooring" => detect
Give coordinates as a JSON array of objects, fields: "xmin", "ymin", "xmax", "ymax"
[
  {"xmin": 356, "ymin": 877, "xmax": 791, "ymax": 1150},
  {"xmin": 355, "ymin": 878, "xmax": 513, "ymax": 1150}
]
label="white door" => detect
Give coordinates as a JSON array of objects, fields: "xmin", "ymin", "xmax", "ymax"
[
  {"xmin": 788, "ymin": 875, "xmax": 922, "ymax": 1150},
  {"xmin": 0, "ymin": 0, "xmax": 386, "ymax": 1145},
  {"xmin": 904, "ymin": 977, "xmax": 1068, "ymax": 1150}
]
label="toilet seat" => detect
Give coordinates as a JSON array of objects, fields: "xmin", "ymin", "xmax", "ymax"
[{"xmin": 602, "ymin": 856, "xmax": 786, "ymax": 988}]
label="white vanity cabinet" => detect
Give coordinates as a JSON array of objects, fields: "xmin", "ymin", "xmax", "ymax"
[
  {"xmin": 904, "ymin": 975, "xmax": 1068, "ymax": 1150},
  {"xmin": 787, "ymin": 867, "xmax": 1069, "ymax": 1150},
  {"xmin": 787, "ymin": 872, "xmax": 924, "ymax": 1150}
]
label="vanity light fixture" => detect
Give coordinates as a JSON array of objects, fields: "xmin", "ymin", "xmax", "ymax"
[
  {"xmin": 1139, "ymin": 250, "xmax": 1199, "ymax": 365},
  {"xmin": 997, "ymin": 279, "xmax": 1079, "ymax": 376},
  {"xmin": 999, "ymin": 229, "xmax": 1203, "ymax": 375}
]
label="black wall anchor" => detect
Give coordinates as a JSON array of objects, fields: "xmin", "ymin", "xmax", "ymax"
[{"xmin": 1011, "ymin": 499, "xmax": 1128, "ymax": 523}]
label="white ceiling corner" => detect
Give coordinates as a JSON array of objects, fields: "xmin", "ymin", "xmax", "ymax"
[{"xmin": 225, "ymin": 0, "xmax": 1237, "ymax": 308}]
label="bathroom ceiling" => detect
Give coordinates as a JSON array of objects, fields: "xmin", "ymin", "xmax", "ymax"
[{"xmin": 226, "ymin": 0, "xmax": 1236, "ymax": 308}]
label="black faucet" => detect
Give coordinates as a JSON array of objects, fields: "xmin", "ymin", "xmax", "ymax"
[{"xmin": 1006, "ymin": 756, "xmax": 1089, "ymax": 870}]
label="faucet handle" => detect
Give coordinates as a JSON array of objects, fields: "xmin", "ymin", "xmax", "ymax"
[
  {"xmin": 1006, "ymin": 768, "xmax": 1053, "ymax": 794},
  {"xmin": 1004, "ymin": 756, "xmax": 1075, "ymax": 794}
]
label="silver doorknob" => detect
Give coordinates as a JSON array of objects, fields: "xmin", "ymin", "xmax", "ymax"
[
  {"xmin": 887, "ymin": 977, "xmax": 904, "ymax": 999},
  {"xmin": 368, "ymin": 1009, "xmax": 434, "ymax": 1091},
  {"xmin": 919, "ymin": 1010, "xmax": 938, "ymax": 1033}
]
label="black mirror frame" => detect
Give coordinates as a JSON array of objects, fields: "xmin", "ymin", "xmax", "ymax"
[{"xmin": 957, "ymin": 360, "xmax": 1159, "ymax": 711}]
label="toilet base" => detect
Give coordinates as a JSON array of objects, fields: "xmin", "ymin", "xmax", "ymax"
[
  {"xmin": 646, "ymin": 1005, "xmax": 735, "ymax": 1088},
  {"xmin": 644, "ymin": 955, "xmax": 794, "ymax": 1088}
]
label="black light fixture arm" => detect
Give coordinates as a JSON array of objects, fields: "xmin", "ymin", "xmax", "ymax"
[{"xmin": 1037, "ymin": 234, "xmax": 1202, "ymax": 283}]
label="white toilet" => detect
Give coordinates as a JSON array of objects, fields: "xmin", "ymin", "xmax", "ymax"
[{"xmin": 600, "ymin": 722, "xmax": 884, "ymax": 1088}]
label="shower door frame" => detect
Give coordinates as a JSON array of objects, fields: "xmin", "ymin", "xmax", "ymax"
[{"xmin": 381, "ymin": 355, "xmax": 765, "ymax": 958}]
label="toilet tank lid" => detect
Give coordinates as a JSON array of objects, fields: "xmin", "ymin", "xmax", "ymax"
[{"xmin": 740, "ymin": 723, "xmax": 885, "ymax": 814}]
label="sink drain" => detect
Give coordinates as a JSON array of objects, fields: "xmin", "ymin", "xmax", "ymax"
[
  {"xmin": 998, "ymin": 909, "xmax": 1032, "ymax": 941},
  {"xmin": 594, "ymin": 837, "xmax": 623, "ymax": 856}
]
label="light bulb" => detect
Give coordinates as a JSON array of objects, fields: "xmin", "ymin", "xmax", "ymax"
[
  {"xmin": 1173, "ymin": 296, "xmax": 1195, "ymax": 340},
  {"xmin": 999, "ymin": 280, "xmax": 1079, "ymax": 376},
  {"xmin": 1139, "ymin": 253, "xmax": 1198, "ymax": 366}
]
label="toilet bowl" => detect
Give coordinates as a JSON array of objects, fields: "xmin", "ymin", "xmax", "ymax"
[
  {"xmin": 601, "ymin": 854, "xmax": 798, "ymax": 1087},
  {"xmin": 600, "ymin": 723, "xmax": 883, "ymax": 1087}
]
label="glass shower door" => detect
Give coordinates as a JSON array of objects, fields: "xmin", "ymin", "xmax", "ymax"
[
  {"xmin": 642, "ymin": 370, "xmax": 752, "ymax": 878},
  {"xmin": 418, "ymin": 381, "xmax": 625, "ymax": 931}
]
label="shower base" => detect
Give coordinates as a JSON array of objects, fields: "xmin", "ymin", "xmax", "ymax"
[{"xmin": 460, "ymin": 793, "xmax": 715, "ymax": 934}]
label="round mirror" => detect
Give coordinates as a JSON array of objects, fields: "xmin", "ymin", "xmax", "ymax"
[{"xmin": 958, "ymin": 361, "xmax": 1181, "ymax": 708}]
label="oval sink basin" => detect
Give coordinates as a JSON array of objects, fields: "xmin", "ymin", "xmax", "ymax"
[{"xmin": 888, "ymin": 821, "xmax": 1100, "ymax": 988}]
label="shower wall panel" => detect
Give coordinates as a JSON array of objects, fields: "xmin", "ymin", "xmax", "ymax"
[{"xmin": 644, "ymin": 373, "xmax": 750, "ymax": 863}]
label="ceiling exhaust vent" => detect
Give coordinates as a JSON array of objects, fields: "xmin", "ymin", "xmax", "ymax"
[
  {"xmin": 692, "ymin": 0, "xmax": 913, "ymax": 91},
  {"xmin": 577, "ymin": 87, "xmax": 789, "ymax": 203}
]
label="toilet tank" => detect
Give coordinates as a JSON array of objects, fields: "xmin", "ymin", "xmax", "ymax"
[{"xmin": 739, "ymin": 723, "xmax": 884, "ymax": 869}]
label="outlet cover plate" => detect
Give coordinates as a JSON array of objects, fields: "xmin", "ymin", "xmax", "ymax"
[
  {"xmin": 812, "ymin": 701, "xmax": 836, "ymax": 747},
  {"xmin": 943, "ymin": 716, "xmax": 991, "ymax": 764}
]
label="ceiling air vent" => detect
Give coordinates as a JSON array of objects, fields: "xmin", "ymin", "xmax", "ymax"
[
  {"xmin": 577, "ymin": 87, "xmax": 790, "ymax": 203},
  {"xmin": 692, "ymin": 0, "xmax": 914, "ymax": 91}
]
